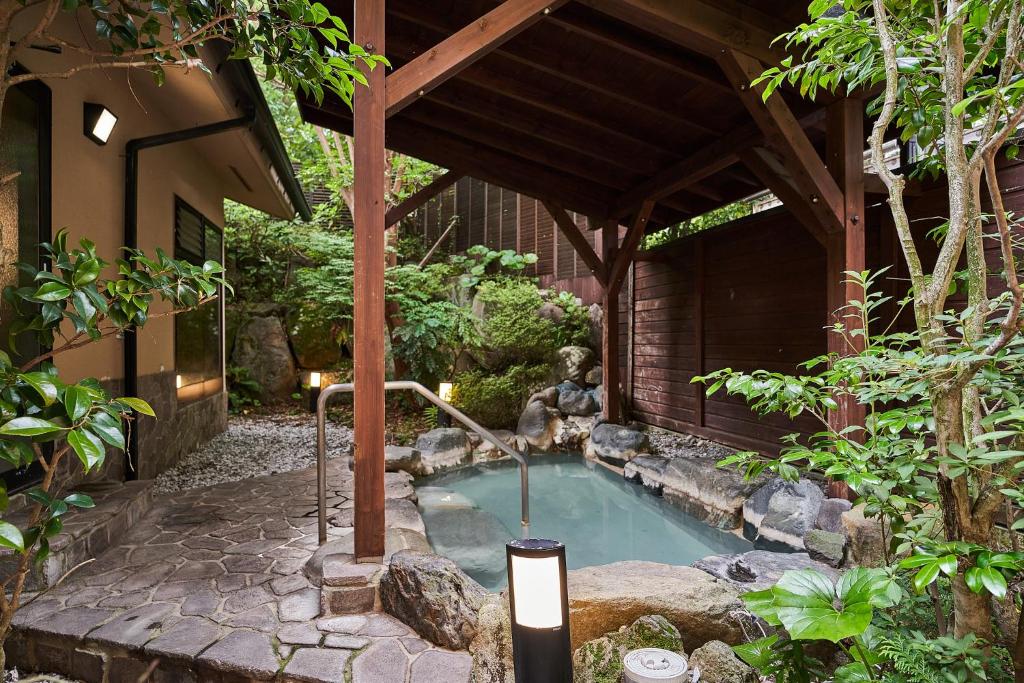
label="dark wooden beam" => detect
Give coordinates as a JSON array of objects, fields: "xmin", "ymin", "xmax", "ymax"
[
  {"xmin": 353, "ymin": 0, "xmax": 386, "ymax": 563},
  {"xmin": 385, "ymin": 0, "xmax": 568, "ymax": 117},
  {"xmin": 609, "ymin": 200, "xmax": 655, "ymax": 291},
  {"xmin": 386, "ymin": 170, "xmax": 463, "ymax": 227},
  {"xmin": 738, "ymin": 147, "xmax": 828, "ymax": 246},
  {"xmin": 718, "ymin": 49, "xmax": 845, "ymax": 235},
  {"xmin": 543, "ymin": 201, "xmax": 608, "ymax": 285},
  {"xmin": 547, "ymin": 3, "xmax": 733, "ymax": 93},
  {"xmin": 601, "ymin": 219, "xmax": 621, "ymax": 423},
  {"xmin": 579, "ymin": 0, "xmax": 788, "ymax": 64},
  {"xmin": 825, "ymin": 97, "xmax": 866, "ymax": 501}
]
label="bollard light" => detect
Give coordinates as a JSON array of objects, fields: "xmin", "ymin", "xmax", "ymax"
[
  {"xmin": 84, "ymin": 102, "xmax": 118, "ymax": 145},
  {"xmin": 506, "ymin": 539, "xmax": 572, "ymax": 683},
  {"xmin": 309, "ymin": 371, "xmax": 322, "ymax": 413},
  {"xmin": 437, "ymin": 381, "xmax": 454, "ymax": 427}
]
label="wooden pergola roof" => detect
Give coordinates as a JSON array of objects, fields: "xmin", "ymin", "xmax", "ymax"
[{"xmin": 298, "ymin": 0, "xmax": 853, "ymax": 231}]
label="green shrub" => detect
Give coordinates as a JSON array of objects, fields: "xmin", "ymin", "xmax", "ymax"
[
  {"xmin": 452, "ymin": 364, "xmax": 550, "ymax": 429},
  {"xmin": 547, "ymin": 289, "xmax": 591, "ymax": 348},
  {"xmin": 475, "ymin": 278, "xmax": 561, "ymax": 369}
]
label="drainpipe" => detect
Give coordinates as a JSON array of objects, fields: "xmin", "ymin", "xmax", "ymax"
[{"xmin": 122, "ymin": 110, "xmax": 255, "ymax": 479}]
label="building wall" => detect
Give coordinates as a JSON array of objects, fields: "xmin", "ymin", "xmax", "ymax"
[{"xmin": 12, "ymin": 20, "xmax": 239, "ymax": 481}]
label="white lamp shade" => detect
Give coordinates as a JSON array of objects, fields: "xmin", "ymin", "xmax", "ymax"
[
  {"xmin": 438, "ymin": 382, "xmax": 454, "ymax": 402},
  {"xmin": 310, "ymin": 371, "xmax": 322, "ymax": 388},
  {"xmin": 510, "ymin": 554, "xmax": 563, "ymax": 628},
  {"xmin": 92, "ymin": 108, "xmax": 117, "ymax": 143}
]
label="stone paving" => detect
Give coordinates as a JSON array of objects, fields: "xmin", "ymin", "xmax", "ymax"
[{"xmin": 9, "ymin": 459, "xmax": 471, "ymax": 682}]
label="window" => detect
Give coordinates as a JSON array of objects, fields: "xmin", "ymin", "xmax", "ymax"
[
  {"xmin": 0, "ymin": 75, "xmax": 50, "ymax": 490},
  {"xmin": 174, "ymin": 198, "xmax": 223, "ymax": 402}
]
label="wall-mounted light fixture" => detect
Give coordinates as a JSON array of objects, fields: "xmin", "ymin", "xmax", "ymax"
[
  {"xmin": 309, "ymin": 371, "xmax": 322, "ymax": 413},
  {"xmin": 83, "ymin": 102, "xmax": 118, "ymax": 145},
  {"xmin": 437, "ymin": 381, "xmax": 454, "ymax": 427},
  {"xmin": 506, "ymin": 538, "xmax": 572, "ymax": 683},
  {"xmin": 175, "ymin": 374, "xmax": 183, "ymax": 390}
]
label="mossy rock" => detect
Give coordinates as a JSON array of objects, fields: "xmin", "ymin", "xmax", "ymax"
[{"xmin": 572, "ymin": 615, "xmax": 685, "ymax": 683}]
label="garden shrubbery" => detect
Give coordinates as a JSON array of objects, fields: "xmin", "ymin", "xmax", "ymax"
[{"xmin": 450, "ymin": 364, "xmax": 551, "ymax": 430}]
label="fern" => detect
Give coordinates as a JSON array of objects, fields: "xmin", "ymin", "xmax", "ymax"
[{"xmin": 878, "ymin": 635, "xmax": 938, "ymax": 683}]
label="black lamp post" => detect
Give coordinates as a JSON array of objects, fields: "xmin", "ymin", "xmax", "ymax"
[
  {"xmin": 506, "ymin": 538, "xmax": 572, "ymax": 683},
  {"xmin": 309, "ymin": 371, "xmax": 322, "ymax": 413}
]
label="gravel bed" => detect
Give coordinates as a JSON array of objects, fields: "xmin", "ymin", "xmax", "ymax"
[
  {"xmin": 154, "ymin": 413, "xmax": 353, "ymax": 493},
  {"xmin": 644, "ymin": 426, "xmax": 734, "ymax": 460}
]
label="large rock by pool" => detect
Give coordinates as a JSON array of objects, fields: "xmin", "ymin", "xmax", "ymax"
[
  {"xmin": 566, "ymin": 561, "xmax": 747, "ymax": 650},
  {"xmin": 625, "ymin": 455, "xmax": 765, "ymax": 528},
  {"xmin": 692, "ymin": 550, "xmax": 840, "ymax": 592},
  {"xmin": 586, "ymin": 423, "xmax": 649, "ymax": 466},
  {"xmin": 416, "ymin": 428, "xmax": 472, "ymax": 474}
]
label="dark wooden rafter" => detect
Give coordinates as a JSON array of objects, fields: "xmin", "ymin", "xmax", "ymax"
[
  {"xmin": 738, "ymin": 147, "xmax": 828, "ymax": 246},
  {"xmin": 718, "ymin": 49, "xmax": 845, "ymax": 234},
  {"xmin": 352, "ymin": 0, "xmax": 387, "ymax": 562},
  {"xmin": 390, "ymin": 3, "xmax": 728, "ymax": 138},
  {"xmin": 385, "ymin": 170, "xmax": 463, "ymax": 227},
  {"xmin": 579, "ymin": 0, "xmax": 789, "ymax": 65},
  {"xmin": 385, "ymin": 0, "xmax": 569, "ymax": 117},
  {"xmin": 543, "ymin": 201, "xmax": 608, "ymax": 286}
]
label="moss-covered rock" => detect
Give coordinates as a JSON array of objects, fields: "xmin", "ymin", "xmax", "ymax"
[{"xmin": 572, "ymin": 615, "xmax": 685, "ymax": 683}]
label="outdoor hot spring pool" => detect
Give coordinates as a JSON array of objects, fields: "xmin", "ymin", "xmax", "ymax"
[{"xmin": 415, "ymin": 454, "xmax": 752, "ymax": 590}]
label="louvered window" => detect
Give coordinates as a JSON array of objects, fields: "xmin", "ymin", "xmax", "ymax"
[{"xmin": 174, "ymin": 198, "xmax": 223, "ymax": 402}]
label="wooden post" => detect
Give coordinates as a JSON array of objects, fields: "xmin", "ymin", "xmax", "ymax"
[
  {"xmin": 353, "ymin": 0, "xmax": 386, "ymax": 562},
  {"xmin": 601, "ymin": 219, "xmax": 621, "ymax": 423},
  {"xmin": 825, "ymin": 97, "xmax": 866, "ymax": 500},
  {"xmin": 694, "ymin": 238, "xmax": 705, "ymax": 427}
]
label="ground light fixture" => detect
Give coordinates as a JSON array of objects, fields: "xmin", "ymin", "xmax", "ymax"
[
  {"xmin": 308, "ymin": 371, "xmax": 322, "ymax": 413},
  {"xmin": 506, "ymin": 538, "xmax": 572, "ymax": 683},
  {"xmin": 437, "ymin": 381, "xmax": 454, "ymax": 427},
  {"xmin": 83, "ymin": 102, "xmax": 117, "ymax": 145}
]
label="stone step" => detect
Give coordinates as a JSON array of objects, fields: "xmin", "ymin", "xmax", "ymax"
[
  {"xmin": 0, "ymin": 479, "xmax": 154, "ymax": 590},
  {"xmin": 321, "ymin": 555, "xmax": 383, "ymax": 616}
]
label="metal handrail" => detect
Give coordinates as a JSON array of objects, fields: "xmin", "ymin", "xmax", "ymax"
[{"xmin": 316, "ymin": 381, "xmax": 530, "ymax": 545}]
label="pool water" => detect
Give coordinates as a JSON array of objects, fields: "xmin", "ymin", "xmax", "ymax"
[{"xmin": 415, "ymin": 454, "xmax": 752, "ymax": 590}]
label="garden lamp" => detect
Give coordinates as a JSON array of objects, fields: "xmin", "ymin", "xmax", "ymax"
[
  {"xmin": 437, "ymin": 381, "xmax": 454, "ymax": 427},
  {"xmin": 309, "ymin": 371, "xmax": 322, "ymax": 413},
  {"xmin": 84, "ymin": 102, "xmax": 117, "ymax": 145},
  {"xmin": 506, "ymin": 538, "xmax": 572, "ymax": 683}
]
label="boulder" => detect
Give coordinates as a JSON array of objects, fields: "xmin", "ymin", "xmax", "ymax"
[
  {"xmin": 573, "ymin": 615, "xmax": 686, "ymax": 683},
  {"xmin": 386, "ymin": 446, "xmax": 424, "ymax": 476},
  {"xmin": 688, "ymin": 640, "xmax": 756, "ymax": 683},
  {"xmin": 625, "ymin": 456, "xmax": 764, "ymax": 529},
  {"xmin": 585, "ymin": 423, "xmax": 649, "ymax": 467},
  {"xmin": 550, "ymin": 346, "xmax": 596, "ymax": 385},
  {"xmin": 804, "ymin": 529, "xmax": 846, "ymax": 568},
  {"xmin": 566, "ymin": 561, "xmax": 747, "ymax": 651},
  {"xmin": 693, "ymin": 550, "xmax": 840, "ymax": 593},
  {"xmin": 469, "ymin": 594, "xmax": 514, "ymax": 683},
  {"xmin": 841, "ymin": 505, "xmax": 889, "ymax": 567},
  {"xmin": 526, "ymin": 386, "xmax": 559, "ymax": 408},
  {"xmin": 557, "ymin": 387, "xmax": 599, "ymax": 416},
  {"xmin": 815, "ymin": 497, "xmax": 853, "ymax": 533},
  {"xmin": 516, "ymin": 401, "xmax": 563, "ymax": 451},
  {"xmin": 473, "ymin": 430, "xmax": 518, "ymax": 462},
  {"xmin": 742, "ymin": 478, "xmax": 789, "ymax": 539},
  {"xmin": 379, "ymin": 551, "xmax": 489, "ymax": 650},
  {"xmin": 555, "ymin": 416, "xmax": 595, "ymax": 451},
  {"xmin": 415, "ymin": 428, "xmax": 472, "ymax": 474},
  {"xmin": 584, "ymin": 365, "xmax": 603, "ymax": 387},
  {"xmin": 286, "ymin": 310, "xmax": 341, "ymax": 369},
  {"xmin": 230, "ymin": 315, "xmax": 297, "ymax": 401},
  {"xmin": 537, "ymin": 302, "xmax": 565, "ymax": 323},
  {"xmin": 754, "ymin": 481, "xmax": 825, "ymax": 551},
  {"xmin": 589, "ymin": 385, "xmax": 603, "ymax": 414},
  {"xmin": 587, "ymin": 304, "xmax": 603, "ymax": 356}
]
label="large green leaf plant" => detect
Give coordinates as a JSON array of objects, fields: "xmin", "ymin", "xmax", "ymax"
[{"xmin": 0, "ymin": 229, "xmax": 228, "ymax": 667}]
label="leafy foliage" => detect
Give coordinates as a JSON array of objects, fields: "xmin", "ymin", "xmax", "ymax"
[{"xmin": 451, "ymin": 364, "xmax": 551, "ymax": 430}]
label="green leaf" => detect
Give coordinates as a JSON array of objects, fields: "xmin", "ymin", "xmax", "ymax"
[
  {"xmin": 732, "ymin": 635, "xmax": 778, "ymax": 669},
  {"xmin": 0, "ymin": 416, "xmax": 63, "ymax": 437},
  {"xmin": 752, "ymin": 569, "xmax": 882, "ymax": 643},
  {"xmin": 64, "ymin": 493, "xmax": 95, "ymax": 508},
  {"xmin": 32, "ymin": 281, "xmax": 71, "ymax": 302},
  {"xmin": 18, "ymin": 372, "xmax": 58, "ymax": 406},
  {"xmin": 834, "ymin": 662, "xmax": 872, "ymax": 683},
  {"xmin": 116, "ymin": 397, "xmax": 155, "ymax": 417},
  {"xmin": 89, "ymin": 412, "xmax": 125, "ymax": 450},
  {"xmin": 0, "ymin": 521, "xmax": 25, "ymax": 553},
  {"xmin": 912, "ymin": 563, "xmax": 940, "ymax": 593},
  {"xmin": 64, "ymin": 385, "xmax": 91, "ymax": 421},
  {"xmin": 979, "ymin": 567, "xmax": 1007, "ymax": 598},
  {"xmin": 67, "ymin": 428, "xmax": 105, "ymax": 471}
]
